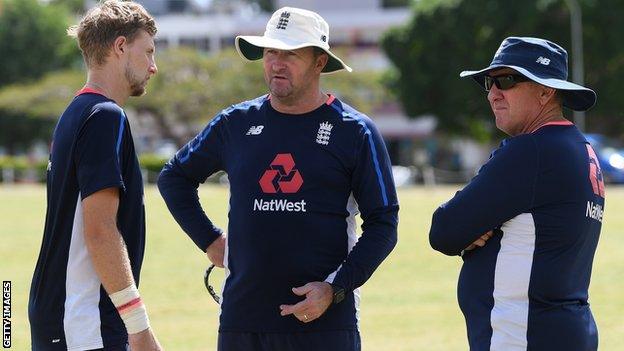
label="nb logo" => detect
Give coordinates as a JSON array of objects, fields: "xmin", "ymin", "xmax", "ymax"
[
  {"xmin": 276, "ymin": 11, "xmax": 290, "ymax": 30},
  {"xmin": 246, "ymin": 125, "xmax": 264, "ymax": 136},
  {"xmin": 536, "ymin": 56, "xmax": 551, "ymax": 65},
  {"xmin": 316, "ymin": 121, "xmax": 333, "ymax": 145},
  {"xmin": 259, "ymin": 153, "xmax": 303, "ymax": 193}
]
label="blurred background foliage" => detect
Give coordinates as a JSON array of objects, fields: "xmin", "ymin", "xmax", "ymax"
[
  {"xmin": 382, "ymin": 0, "xmax": 624, "ymax": 141},
  {"xmin": 1, "ymin": 0, "xmax": 623, "ymax": 149}
]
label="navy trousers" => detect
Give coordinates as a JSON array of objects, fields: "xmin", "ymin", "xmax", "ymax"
[{"xmin": 218, "ymin": 330, "xmax": 361, "ymax": 351}]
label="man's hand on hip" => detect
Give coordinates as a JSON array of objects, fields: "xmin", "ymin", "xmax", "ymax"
[
  {"xmin": 279, "ymin": 282, "xmax": 333, "ymax": 323},
  {"xmin": 128, "ymin": 328, "xmax": 162, "ymax": 350},
  {"xmin": 464, "ymin": 230, "xmax": 494, "ymax": 251},
  {"xmin": 206, "ymin": 234, "xmax": 226, "ymax": 268}
]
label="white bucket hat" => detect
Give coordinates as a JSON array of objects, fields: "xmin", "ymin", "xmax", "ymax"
[{"xmin": 235, "ymin": 7, "xmax": 352, "ymax": 74}]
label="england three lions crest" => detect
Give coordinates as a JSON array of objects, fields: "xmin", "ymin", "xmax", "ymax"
[{"xmin": 316, "ymin": 122, "xmax": 333, "ymax": 145}]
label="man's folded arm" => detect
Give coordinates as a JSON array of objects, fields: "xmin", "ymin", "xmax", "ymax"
[{"xmin": 429, "ymin": 136, "xmax": 538, "ymax": 256}]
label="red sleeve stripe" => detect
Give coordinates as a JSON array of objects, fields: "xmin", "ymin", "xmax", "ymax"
[
  {"xmin": 116, "ymin": 297, "xmax": 143, "ymax": 314},
  {"xmin": 325, "ymin": 94, "xmax": 336, "ymax": 105}
]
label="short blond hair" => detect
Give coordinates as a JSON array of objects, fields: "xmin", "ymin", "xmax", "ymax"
[{"xmin": 67, "ymin": 0, "xmax": 157, "ymax": 67}]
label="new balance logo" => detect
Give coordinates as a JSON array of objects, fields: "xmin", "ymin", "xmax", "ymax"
[
  {"xmin": 246, "ymin": 125, "xmax": 264, "ymax": 135},
  {"xmin": 316, "ymin": 122, "xmax": 333, "ymax": 145},
  {"xmin": 536, "ymin": 56, "xmax": 551, "ymax": 65},
  {"xmin": 276, "ymin": 11, "xmax": 290, "ymax": 30}
]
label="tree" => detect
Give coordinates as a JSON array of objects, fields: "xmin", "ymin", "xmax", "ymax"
[
  {"xmin": 382, "ymin": 0, "xmax": 413, "ymax": 8},
  {"xmin": 49, "ymin": 0, "xmax": 85, "ymax": 13},
  {"xmin": 131, "ymin": 48, "xmax": 388, "ymax": 146},
  {"xmin": 381, "ymin": 0, "xmax": 624, "ymax": 140},
  {"xmin": 128, "ymin": 48, "xmax": 268, "ymax": 146},
  {"xmin": 0, "ymin": 47, "xmax": 388, "ymax": 150},
  {"xmin": 0, "ymin": 0, "xmax": 80, "ymax": 88},
  {"xmin": 0, "ymin": 70, "xmax": 84, "ymax": 153}
]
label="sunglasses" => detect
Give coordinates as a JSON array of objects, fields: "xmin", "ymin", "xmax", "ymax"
[
  {"xmin": 204, "ymin": 264, "xmax": 221, "ymax": 304},
  {"xmin": 484, "ymin": 74, "xmax": 530, "ymax": 91}
]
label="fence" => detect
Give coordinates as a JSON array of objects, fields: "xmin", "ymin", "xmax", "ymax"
[{"xmin": 1, "ymin": 156, "xmax": 476, "ymax": 186}]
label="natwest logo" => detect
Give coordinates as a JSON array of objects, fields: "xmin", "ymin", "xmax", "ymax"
[{"xmin": 259, "ymin": 153, "xmax": 303, "ymax": 193}]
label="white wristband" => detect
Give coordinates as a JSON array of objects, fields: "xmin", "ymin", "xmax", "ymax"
[{"xmin": 109, "ymin": 284, "xmax": 150, "ymax": 334}]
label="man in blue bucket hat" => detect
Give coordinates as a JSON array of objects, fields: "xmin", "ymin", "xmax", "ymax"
[{"xmin": 429, "ymin": 37, "xmax": 602, "ymax": 350}]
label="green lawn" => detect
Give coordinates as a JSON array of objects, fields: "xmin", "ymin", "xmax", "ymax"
[{"xmin": 1, "ymin": 185, "xmax": 622, "ymax": 350}]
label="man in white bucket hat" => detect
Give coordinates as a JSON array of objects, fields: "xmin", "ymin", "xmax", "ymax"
[
  {"xmin": 430, "ymin": 37, "xmax": 602, "ymax": 350},
  {"xmin": 158, "ymin": 7, "xmax": 398, "ymax": 351}
]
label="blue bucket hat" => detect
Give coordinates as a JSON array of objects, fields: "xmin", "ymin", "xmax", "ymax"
[{"xmin": 460, "ymin": 37, "xmax": 597, "ymax": 111}]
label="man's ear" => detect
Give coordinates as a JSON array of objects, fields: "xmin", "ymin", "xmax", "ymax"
[
  {"xmin": 539, "ymin": 86, "xmax": 557, "ymax": 106},
  {"xmin": 316, "ymin": 52, "xmax": 328, "ymax": 73},
  {"xmin": 112, "ymin": 36, "xmax": 128, "ymax": 58}
]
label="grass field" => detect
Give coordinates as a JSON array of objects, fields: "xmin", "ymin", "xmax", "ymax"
[{"xmin": 1, "ymin": 184, "xmax": 623, "ymax": 350}]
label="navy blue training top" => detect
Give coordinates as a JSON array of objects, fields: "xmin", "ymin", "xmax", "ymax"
[
  {"xmin": 29, "ymin": 89, "xmax": 145, "ymax": 350},
  {"xmin": 158, "ymin": 95, "xmax": 398, "ymax": 332},
  {"xmin": 430, "ymin": 121, "xmax": 603, "ymax": 351}
]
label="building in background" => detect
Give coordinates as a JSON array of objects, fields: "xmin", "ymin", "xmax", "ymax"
[{"xmin": 141, "ymin": 0, "xmax": 410, "ymax": 71}]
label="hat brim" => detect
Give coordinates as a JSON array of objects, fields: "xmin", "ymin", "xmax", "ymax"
[
  {"xmin": 460, "ymin": 65, "xmax": 597, "ymax": 111},
  {"xmin": 235, "ymin": 35, "xmax": 352, "ymax": 74}
]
